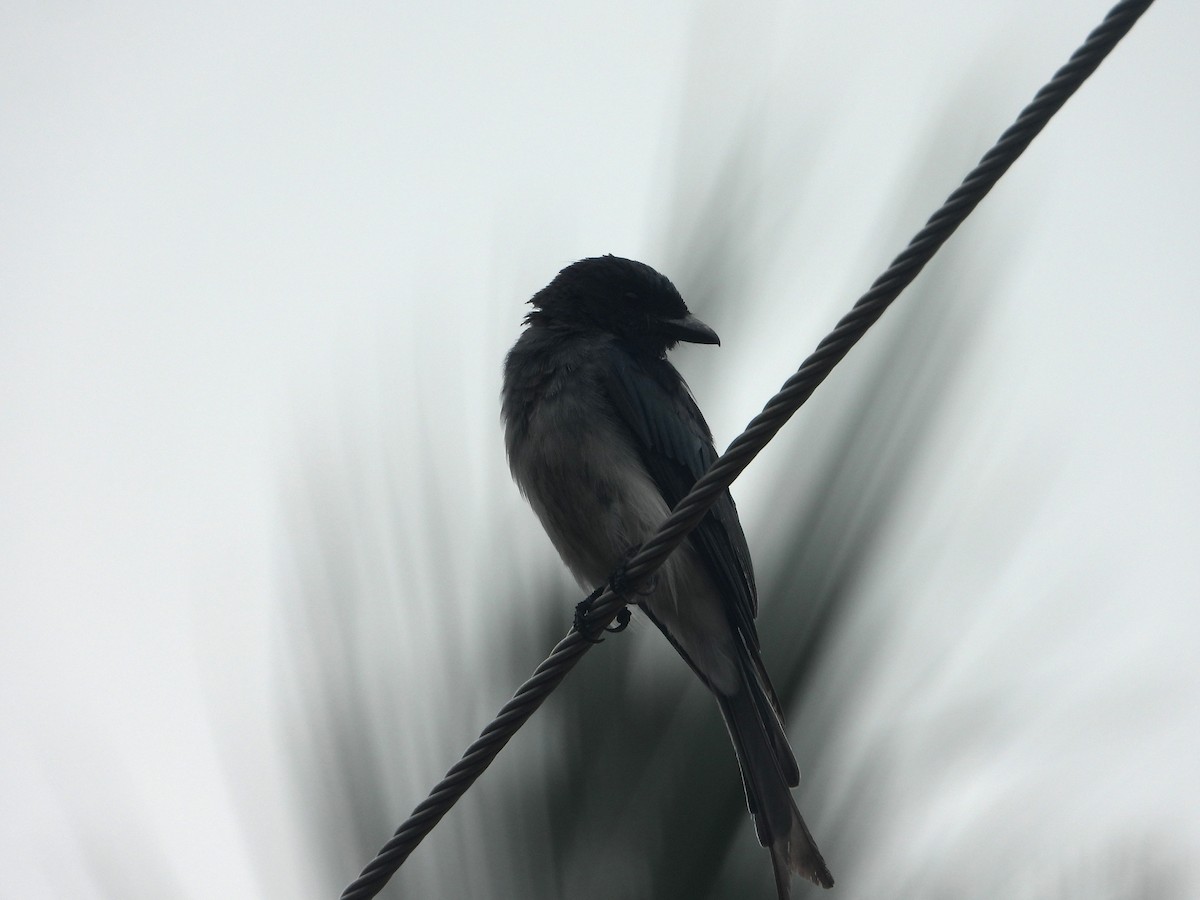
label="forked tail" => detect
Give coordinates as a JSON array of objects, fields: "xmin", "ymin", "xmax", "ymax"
[{"xmin": 717, "ymin": 671, "xmax": 833, "ymax": 895}]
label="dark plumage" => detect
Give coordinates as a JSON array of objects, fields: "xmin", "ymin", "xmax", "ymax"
[{"xmin": 502, "ymin": 255, "xmax": 832, "ymax": 896}]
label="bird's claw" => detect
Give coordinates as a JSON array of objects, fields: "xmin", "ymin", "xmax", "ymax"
[
  {"xmin": 573, "ymin": 600, "xmax": 630, "ymax": 642},
  {"xmin": 605, "ymin": 607, "xmax": 632, "ymax": 633},
  {"xmin": 573, "ymin": 591, "xmax": 608, "ymax": 643},
  {"xmin": 573, "ymin": 545, "xmax": 645, "ymax": 642}
]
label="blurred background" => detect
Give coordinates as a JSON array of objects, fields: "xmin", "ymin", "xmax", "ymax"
[{"xmin": 3, "ymin": 1, "xmax": 1198, "ymax": 897}]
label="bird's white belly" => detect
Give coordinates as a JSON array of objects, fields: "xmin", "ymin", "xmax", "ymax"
[{"xmin": 511, "ymin": 392, "xmax": 740, "ymax": 693}]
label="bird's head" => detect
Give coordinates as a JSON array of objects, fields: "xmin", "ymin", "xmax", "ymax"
[{"xmin": 526, "ymin": 255, "xmax": 720, "ymax": 356}]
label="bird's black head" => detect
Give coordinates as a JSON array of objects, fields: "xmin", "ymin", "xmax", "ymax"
[{"xmin": 526, "ymin": 255, "xmax": 720, "ymax": 357}]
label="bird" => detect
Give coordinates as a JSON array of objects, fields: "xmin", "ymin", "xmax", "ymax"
[{"xmin": 501, "ymin": 254, "xmax": 833, "ymax": 896}]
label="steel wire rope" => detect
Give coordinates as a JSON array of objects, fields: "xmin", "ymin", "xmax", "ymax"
[{"xmin": 341, "ymin": 2, "xmax": 1154, "ymax": 895}]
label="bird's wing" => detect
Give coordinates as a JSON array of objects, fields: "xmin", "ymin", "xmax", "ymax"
[{"xmin": 602, "ymin": 346, "xmax": 759, "ymax": 644}]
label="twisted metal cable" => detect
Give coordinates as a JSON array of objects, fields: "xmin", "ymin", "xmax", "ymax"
[{"xmin": 341, "ymin": 2, "xmax": 1153, "ymax": 896}]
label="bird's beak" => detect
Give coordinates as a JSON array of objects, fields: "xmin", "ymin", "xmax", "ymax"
[{"xmin": 662, "ymin": 313, "xmax": 721, "ymax": 346}]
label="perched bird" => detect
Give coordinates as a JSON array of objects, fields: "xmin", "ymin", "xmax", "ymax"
[{"xmin": 501, "ymin": 255, "xmax": 833, "ymax": 895}]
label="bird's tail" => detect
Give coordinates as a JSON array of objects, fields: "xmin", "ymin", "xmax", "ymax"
[{"xmin": 717, "ymin": 662, "xmax": 834, "ymax": 896}]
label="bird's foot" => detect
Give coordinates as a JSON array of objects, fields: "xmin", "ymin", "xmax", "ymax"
[
  {"xmin": 573, "ymin": 585, "xmax": 609, "ymax": 643},
  {"xmin": 572, "ymin": 545, "xmax": 644, "ymax": 642},
  {"xmin": 573, "ymin": 590, "xmax": 632, "ymax": 643},
  {"xmin": 605, "ymin": 607, "xmax": 633, "ymax": 633},
  {"xmin": 611, "ymin": 543, "xmax": 657, "ymax": 599}
]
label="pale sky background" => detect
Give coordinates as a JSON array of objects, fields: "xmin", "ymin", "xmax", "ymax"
[{"xmin": 2, "ymin": 2, "xmax": 1198, "ymax": 898}]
